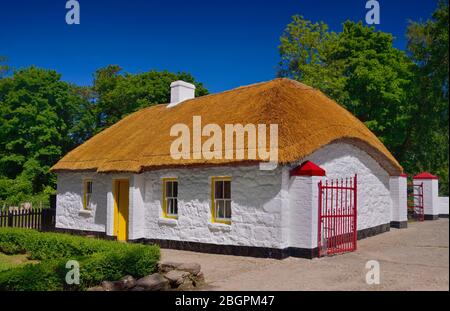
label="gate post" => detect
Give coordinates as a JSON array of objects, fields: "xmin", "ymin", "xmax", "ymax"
[
  {"xmin": 288, "ymin": 161, "xmax": 326, "ymax": 258},
  {"xmin": 389, "ymin": 173, "xmax": 408, "ymax": 228},
  {"xmin": 414, "ymin": 172, "xmax": 439, "ymax": 220}
]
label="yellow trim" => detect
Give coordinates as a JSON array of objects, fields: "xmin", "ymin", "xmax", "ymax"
[
  {"xmin": 83, "ymin": 179, "xmax": 92, "ymax": 210},
  {"xmin": 211, "ymin": 176, "xmax": 232, "ymax": 225},
  {"xmin": 162, "ymin": 178, "xmax": 178, "ymax": 219}
]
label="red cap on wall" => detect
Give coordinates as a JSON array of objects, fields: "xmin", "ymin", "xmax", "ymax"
[
  {"xmin": 400, "ymin": 173, "xmax": 408, "ymax": 178},
  {"xmin": 290, "ymin": 161, "xmax": 326, "ymax": 177},
  {"xmin": 413, "ymin": 172, "xmax": 439, "ymax": 180}
]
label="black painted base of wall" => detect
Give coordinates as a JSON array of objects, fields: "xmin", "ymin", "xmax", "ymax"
[
  {"xmin": 439, "ymin": 214, "xmax": 449, "ymax": 218},
  {"xmin": 424, "ymin": 214, "xmax": 440, "ymax": 220},
  {"xmin": 390, "ymin": 221, "xmax": 408, "ymax": 229},
  {"xmin": 357, "ymin": 223, "xmax": 390, "ymax": 240},
  {"xmin": 131, "ymin": 238, "xmax": 316, "ymax": 259},
  {"xmin": 56, "ymin": 223, "xmax": 390, "ymax": 260}
]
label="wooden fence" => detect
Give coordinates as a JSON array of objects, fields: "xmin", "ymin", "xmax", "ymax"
[{"xmin": 0, "ymin": 207, "xmax": 56, "ymax": 231}]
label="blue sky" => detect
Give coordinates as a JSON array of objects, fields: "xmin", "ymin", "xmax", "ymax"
[{"xmin": 0, "ymin": 0, "xmax": 439, "ymax": 93}]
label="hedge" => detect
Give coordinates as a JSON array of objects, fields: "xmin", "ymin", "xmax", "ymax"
[{"xmin": 0, "ymin": 228, "xmax": 160, "ymax": 291}]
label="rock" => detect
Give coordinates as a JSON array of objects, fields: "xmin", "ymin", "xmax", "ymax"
[
  {"xmin": 177, "ymin": 263, "xmax": 201, "ymax": 275},
  {"xmin": 130, "ymin": 286, "xmax": 146, "ymax": 291},
  {"xmin": 164, "ymin": 270, "xmax": 189, "ymax": 287},
  {"xmin": 158, "ymin": 261, "xmax": 182, "ymax": 273},
  {"xmin": 101, "ymin": 280, "xmax": 123, "ymax": 291},
  {"xmin": 136, "ymin": 273, "xmax": 169, "ymax": 291},
  {"xmin": 119, "ymin": 275, "xmax": 136, "ymax": 289},
  {"xmin": 87, "ymin": 286, "xmax": 104, "ymax": 291},
  {"xmin": 177, "ymin": 277, "xmax": 195, "ymax": 290},
  {"xmin": 193, "ymin": 271, "xmax": 205, "ymax": 286}
]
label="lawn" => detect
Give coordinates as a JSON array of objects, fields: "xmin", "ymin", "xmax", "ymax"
[{"xmin": 0, "ymin": 252, "xmax": 37, "ymax": 272}]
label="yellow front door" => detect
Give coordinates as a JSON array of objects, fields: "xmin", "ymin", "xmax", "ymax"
[{"xmin": 113, "ymin": 179, "xmax": 129, "ymax": 241}]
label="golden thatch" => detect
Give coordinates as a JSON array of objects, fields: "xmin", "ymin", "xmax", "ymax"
[{"xmin": 51, "ymin": 78, "xmax": 403, "ymax": 175}]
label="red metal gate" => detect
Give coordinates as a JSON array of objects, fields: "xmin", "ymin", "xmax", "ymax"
[
  {"xmin": 408, "ymin": 182, "xmax": 424, "ymax": 221},
  {"xmin": 318, "ymin": 175, "xmax": 357, "ymax": 257}
]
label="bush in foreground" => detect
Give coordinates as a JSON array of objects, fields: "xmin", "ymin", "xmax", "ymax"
[{"xmin": 0, "ymin": 228, "xmax": 160, "ymax": 291}]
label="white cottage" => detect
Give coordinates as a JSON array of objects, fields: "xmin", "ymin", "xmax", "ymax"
[{"xmin": 51, "ymin": 78, "xmax": 410, "ymax": 258}]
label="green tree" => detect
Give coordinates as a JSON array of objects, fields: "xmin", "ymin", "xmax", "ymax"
[
  {"xmin": 278, "ymin": 17, "xmax": 415, "ymax": 159},
  {"xmin": 93, "ymin": 66, "xmax": 209, "ymax": 131},
  {"xmin": 406, "ymin": 0, "xmax": 449, "ymax": 194},
  {"xmin": 0, "ymin": 67, "xmax": 91, "ymax": 204}
]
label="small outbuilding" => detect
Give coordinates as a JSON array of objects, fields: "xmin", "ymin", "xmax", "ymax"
[{"xmin": 51, "ymin": 78, "xmax": 413, "ymax": 258}]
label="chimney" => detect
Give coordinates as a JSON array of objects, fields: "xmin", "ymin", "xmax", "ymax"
[{"xmin": 167, "ymin": 80, "xmax": 196, "ymax": 108}]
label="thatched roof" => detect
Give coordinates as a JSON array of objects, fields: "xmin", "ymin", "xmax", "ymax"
[{"xmin": 51, "ymin": 78, "xmax": 403, "ymax": 175}]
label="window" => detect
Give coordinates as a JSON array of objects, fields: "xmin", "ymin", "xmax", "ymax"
[
  {"xmin": 83, "ymin": 180, "xmax": 93, "ymax": 210},
  {"xmin": 163, "ymin": 179, "xmax": 178, "ymax": 218},
  {"xmin": 212, "ymin": 177, "xmax": 231, "ymax": 223}
]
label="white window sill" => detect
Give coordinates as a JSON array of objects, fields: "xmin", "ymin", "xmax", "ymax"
[
  {"xmin": 158, "ymin": 217, "xmax": 178, "ymax": 226},
  {"xmin": 208, "ymin": 222, "xmax": 231, "ymax": 232},
  {"xmin": 78, "ymin": 209, "xmax": 92, "ymax": 216}
]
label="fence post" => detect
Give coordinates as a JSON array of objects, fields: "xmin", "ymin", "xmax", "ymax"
[{"xmin": 8, "ymin": 210, "xmax": 13, "ymax": 227}]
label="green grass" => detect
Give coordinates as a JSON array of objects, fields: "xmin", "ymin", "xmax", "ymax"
[{"xmin": 0, "ymin": 252, "xmax": 37, "ymax": 272}]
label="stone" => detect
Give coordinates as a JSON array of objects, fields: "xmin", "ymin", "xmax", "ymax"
[
  {"xmin": 194, "ymin": 271, "xmax": 205, "ymax": 285},
  {"xmin": 136, "ymin": 273, "xmax": 169, "ymax": 291},
  {"xmin": 158, "ymin": 261, "xmax": 182, "ymax": 273},
  {"xmin": 101, "ymin": 280, "xmax": 122, "ymax": 291},
  {"xmin": 177, "ymin": 277, "xmax": 195, "ymax": 290},
  {"xmin": 119, "ymin": 275, "xmax": 137, "ymax": 289},
  {"xmin": 164, "ymin": 270, "xmax": 189, "ymax": 287},
  {"xmin": 177, "ymin": 263, "xmax": 201, "ymax": 275}
]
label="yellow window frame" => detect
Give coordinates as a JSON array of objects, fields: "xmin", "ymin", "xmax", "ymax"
[
  {"xmin": 83, "ymin": 179, "xmax": 93, "ymax": 210},
  {"xmin": 162, "ymin": 178, "xmax": 178, "ymax": 219},
  {"xmin": 211, "ymin": 176, "xmax": 232, "ymax": 224}
]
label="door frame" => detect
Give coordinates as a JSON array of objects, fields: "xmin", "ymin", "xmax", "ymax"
[{"xmin": 113, "ymin": 178, "xmax": 130, "ymax": 241}]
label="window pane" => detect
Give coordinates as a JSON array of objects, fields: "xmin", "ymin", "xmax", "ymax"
[
  {"xmin": 86, "ymin": 193, "xmax": 91, "ymax": 207},
  {"xmin": 166, "ymin": 181, "xmax": 172, "ymax": 197},
  {"xmin": 225, "ymin": 200, "xmax": 231, "ymax": 219},
  {"xmin": 173, "ymin": 199, "xmax": 178, "ymax": 215},
  {"xmin": 215, "ymin": 181, "xmax": 223, "ymax": 199},
  {"xmin": 224, "ymin": 181, "xmax": 231, "ymax": 199},
  {"xmin": 216, "ymin": 200, "xmax": 224, "ymax": 219},
  {"xmin": 173, "ymin": 181, "xmax": 178, "ymax": 197},
  {"xmin": 86, "ymin": 181, "xmax": 92, "ymax": 194},
  {"xmin": 168, "ymin": 198, "xmax": 173, "ymax": 214}
]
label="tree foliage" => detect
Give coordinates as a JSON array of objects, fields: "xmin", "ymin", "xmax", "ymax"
[
  {"xmin": 93, "ymin": 66, "xmax": 208, "ymax": 131},
  {"xmin": 278, "ymin": 3, "xmax": 448, "ymax": 194},
  {"xmin": 405, "ymin": 0, "xmax": 449, "ymax": 194},
  {"xmin": 0, "ymin": 67, "xmax": 90, "ymax": 204},
  {"xmin": 0, "ymin": 63, "xmax": 208, "ymax": 205}
]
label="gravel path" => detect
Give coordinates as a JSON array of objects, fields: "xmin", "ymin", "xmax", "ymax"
[{"xmin": 161, "ymin": 219, "xmax": 449, "ymax": 290}]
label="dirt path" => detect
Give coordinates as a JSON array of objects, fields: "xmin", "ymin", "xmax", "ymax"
[{"xmin": 161, "ymin": 219, "xmax": 449, "ymax": 290}]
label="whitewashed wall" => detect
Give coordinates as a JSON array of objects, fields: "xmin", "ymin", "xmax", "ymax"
[
  {"xmin": 439, "ymin": 197, "xmax": 449, "ymax": 216},
  {"xmin": 55, "ymin": 172, "xmax": 108, "ymax": 232},
  {"xmin": 298, "ymin": 143, "xmax": 392, "ymax": 231},
  {"xmin": 140, "ymin": 166, "xmax": 286, "ymax": 249},
  {"xmin": 55, "ymin": 142, "xmax": 394, "ymax": 250}
]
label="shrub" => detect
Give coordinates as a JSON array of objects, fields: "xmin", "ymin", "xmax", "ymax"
[
  {"xmin": 0, "ymin": 260, "xmax": 63, "ymax": 291},
  {"xmin": 0, "ymin": 228, "xmax": 160, "ymax": 291}
]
